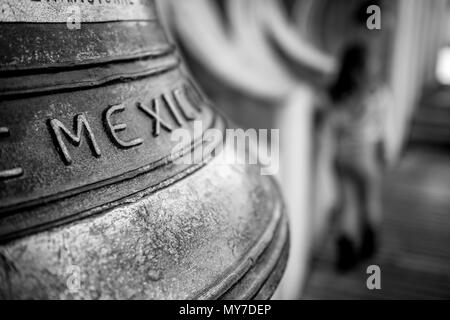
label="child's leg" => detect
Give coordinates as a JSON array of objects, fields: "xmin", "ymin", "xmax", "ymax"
[
  {"xmin": 360, "ymin": 149, "xmax": 383, "ymax": 229},
  {"xmin": 339, "ymin": 177, "xmax": 361, "ymax": 242},
  {"xmin": 357, "ymin": 149, "xmax": 382, "ymax": 258},
  {"xmin": 334, "ymin": 162, "xmax": 361, "ymax": 271},
  {"xmin": 367, "ymin": 164, "xmax": 383, "ymax": 229},
  {"xmin": 334, "ymin": 160, "xmax": 356, "ymax": 239}
]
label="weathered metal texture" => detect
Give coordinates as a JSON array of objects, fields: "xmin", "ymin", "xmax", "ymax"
[
  {"xmin": 1, "ymin": 150, "xmax": 288, "ymax": 299},
  {"xmin": 0, "ymin": 0, "xmax": 288, "ymax": 299}
]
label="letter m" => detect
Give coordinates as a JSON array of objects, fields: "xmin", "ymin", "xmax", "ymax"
[
  {"xmin": 50, "ymin": 114, "xmax": 101, "ymax": 165},
  {"xmin": 223, "ymin": 306, "xmax": 233, "ymax": 315}
]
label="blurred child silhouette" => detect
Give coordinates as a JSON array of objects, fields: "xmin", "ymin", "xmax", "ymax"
[{"xmin": 328, "ymin": 43, "xmax": 390, "ymax": 271}]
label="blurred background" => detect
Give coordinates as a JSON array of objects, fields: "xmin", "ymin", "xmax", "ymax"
[{"xmin": 157, "ymin": 0, "xmax": 450, "ymax": 299}]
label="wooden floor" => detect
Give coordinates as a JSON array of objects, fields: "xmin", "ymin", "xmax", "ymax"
[{"xmin": 303, "ymin": 146, "xmax": 450, "ymax": 300}]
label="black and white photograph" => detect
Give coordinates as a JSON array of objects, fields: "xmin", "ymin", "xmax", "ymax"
[{"xmin": 0, "ymin": 0, "xmax": 449, "ymax": 305}]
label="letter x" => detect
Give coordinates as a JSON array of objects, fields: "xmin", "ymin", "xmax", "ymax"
[{"xmin": 138, "ymin": 98, "xmax": 173, "ymax": 137}]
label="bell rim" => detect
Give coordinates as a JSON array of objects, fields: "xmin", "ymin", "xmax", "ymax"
[{"xmin": 212, "ymin": 211, "xmax": 290, "ymax": 300}]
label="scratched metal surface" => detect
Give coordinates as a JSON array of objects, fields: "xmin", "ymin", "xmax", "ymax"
[
  {"xmin": 0, "ymin": 0, "xmax": 289, "ymax": 299},
  {"xmin": 0, "ymin": 21, "xmax": 170, "ymax": 71},
  {"xmin": 0, "ymin": 0, "xmax": 157, "ymax": 23},
  {"xmin": 0, "ymin": 148, "xmax": 285, "ymax": 299}
]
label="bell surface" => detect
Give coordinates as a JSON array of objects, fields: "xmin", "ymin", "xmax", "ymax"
[{"xmin": 0, "ymin": 0, "xmax": 289, "ymax": 299}]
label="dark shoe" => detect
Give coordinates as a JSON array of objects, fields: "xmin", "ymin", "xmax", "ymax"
[
  {"xmin": 360, "ymin": 225, "xmax": 378, "ymax": 260},
  {"xmin": 336, "ymin": 236, "xmax": 358, "ymax": 272}
]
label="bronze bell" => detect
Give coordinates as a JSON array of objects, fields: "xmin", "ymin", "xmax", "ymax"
[{"xmin": 0, "ymin": 0, "xmax": 289, "ymax": 299}]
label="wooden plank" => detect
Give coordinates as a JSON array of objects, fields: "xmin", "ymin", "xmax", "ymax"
[{"xmin": 304, "ymin": 148, "xmax": 450, "ymax": 299}]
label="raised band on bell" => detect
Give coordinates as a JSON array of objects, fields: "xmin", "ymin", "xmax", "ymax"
[
  {"xmin": 0, "ymin": 0, "xmax": 289, "ymax": 300},
  {"xmin": 2, "ymin": 0, "xmax": 445, "ymax": 304}
]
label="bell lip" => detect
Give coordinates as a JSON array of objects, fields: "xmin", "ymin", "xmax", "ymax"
[
  {"xmin": 194, "ymin": 183, "xmax": 289, "ymax": 300},
  {"xmin": 217, "ymin": 213, "xmax": 290, "ymax": 300},
  {"xmin": 0, "ymin": 169, "xmax": 289, "ymax": 301},
  {"xmin": 0, "ymin": 148, "xmax": 289, "ymax": 300}
]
